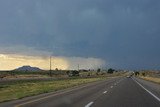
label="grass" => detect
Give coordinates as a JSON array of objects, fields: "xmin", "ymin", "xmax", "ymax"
[
  {"xmin": 0, "ymin": 77, "xmax": 106, "ymax": 103},
  {"xmin": 140, "ymin": 76, "xmax": 160, "ymax": 84}
]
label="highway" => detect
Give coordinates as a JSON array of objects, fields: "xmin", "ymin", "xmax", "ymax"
[{"xmin": 0, "ymin": 77, "xmax": 160, "ymax": 107}]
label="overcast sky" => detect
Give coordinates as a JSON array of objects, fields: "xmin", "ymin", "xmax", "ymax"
[{"xmin": 0, "ymin": 0, "xmax": 160, "ymax": 70}]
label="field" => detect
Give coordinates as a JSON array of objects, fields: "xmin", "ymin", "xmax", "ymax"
[
  {"xmin": 139, "ymin": 71, "xmax": 160, "ymax": 84},
  {"xmin": 0, "ymin": 70, "xmax": 67, "ymax": 79},
  {"xmin": 0, "ymin": 70, "xmax": 126, "ymax": 79},
  {"xmin": 0, "ymin": 77, "xmax": 107, "ymax": 103},
  {"xmin": 0, "ymin": 70, "xmax": 127, "ymax": 103},
  {"xmin": 140, "ymin": 76, "xmax": 160, "ymax": 84}
]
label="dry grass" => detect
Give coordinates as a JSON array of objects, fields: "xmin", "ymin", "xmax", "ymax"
[
  {"xmin": 0, "ymin": 77, "xmax": 106, "ymax": 102},
  {"xmin": 4, "ymin": 74, "xmax": 49, "ymax": 79},
  {"xmin": 140, "ymin": 76, "xmax": 160, "ymax": 84}
]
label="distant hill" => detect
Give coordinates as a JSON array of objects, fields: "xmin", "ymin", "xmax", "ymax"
[{"xmin": 15, "ymin": 65, "xmax": 42, "ymax": 71}]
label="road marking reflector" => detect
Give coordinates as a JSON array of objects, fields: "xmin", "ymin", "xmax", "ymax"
[
  {"xmin": 85, "ymin": 102, "xmax": 94, "ymax": 107},
  {"xmin": 133, "ymin": 78, "xmax": 160, "ymax": 102}
]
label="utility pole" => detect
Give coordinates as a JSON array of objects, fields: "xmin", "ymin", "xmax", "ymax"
[
  {"xmin": 49, "ymin": 56, "xmax": 52, "ymax": 76},
  {"xmin": 78, "ymin": 64, "xmax": 79, "ymax": 71}
]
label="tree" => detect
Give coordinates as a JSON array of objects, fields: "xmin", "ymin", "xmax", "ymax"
[
  {"xmin": 97, "ymin": 68, "xmax": 101, "ymax": 73},
  {"xmin": 135, "ymin": 72, "xmax": 139, "ymax": 76},
  {"xmin": 66, "ymin": 70, "xmax": 79, "ymax": 77},
  {"xmin": 55, "ymin": 68, "xmax": 59, "ymax": 71},
  {"xmin": 66, "ymin": 71, "xmax": 70, "ymax": 75},
  {"xmin": 107, "ymin": 68, "xmax": 115, "ymax": 74},
  {"xmin": 96, "ymin": 68, "xmax": 101, "ymax": 75},
  {"xmin": 142, "ymin": 72, "xmax": 145, "ymax": 76}
]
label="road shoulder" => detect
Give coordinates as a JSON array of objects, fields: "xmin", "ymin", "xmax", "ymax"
[{"xmin": 134, "ymin": 77, "xmax": 160, "ymax": 99}]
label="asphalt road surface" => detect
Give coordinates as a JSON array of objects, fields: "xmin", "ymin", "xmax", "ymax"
[{"xmin": 0, "ymin": 77, "xmax": 160, "ymax": 107}]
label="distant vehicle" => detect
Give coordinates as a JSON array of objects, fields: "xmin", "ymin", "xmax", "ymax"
[{"xmin": 126, "ymin": 75, "xmax": 131, "ymax": 78}]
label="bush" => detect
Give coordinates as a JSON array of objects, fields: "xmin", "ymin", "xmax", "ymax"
[
  {"xmin": 135, "ymin": 72, "xmax": 139, "ymax": 76},
  {"xmin": 66, "ymin": 70, "xmax": 79, "ymax": 77},
  {"xmin": 107, "ymin": 68, "xmax": 115, "ymax": 74},
  {"xmin": 142, "ymin": 72, "xmax": 145, "ymax": 76}
]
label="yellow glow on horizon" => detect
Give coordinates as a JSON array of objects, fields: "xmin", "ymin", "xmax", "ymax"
[{"xmin": 0, "ymin": 54, "xmax": 69, "ymax": 70}]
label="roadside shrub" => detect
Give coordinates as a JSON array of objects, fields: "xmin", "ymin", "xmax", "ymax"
[
  {"xmin": 135, "ymin": 72, "xmax": 139, "ymax": 76},
  {"xmin": 142, "ymin": 72, "xmax": 145, "ymax": 76},
  {"xmin": 107, "ymin": 68, "xmax": 115, "ymax": 74}
]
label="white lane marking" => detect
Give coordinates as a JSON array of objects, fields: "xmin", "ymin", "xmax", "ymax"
[
  {"xmin": 110, "ymin": 86, "xmax": 113, "ymax": 88},
  {"xmin": 85, "ymin": 102, "xmax": 94, "ymax": 107},
  {"xmin": 133, "ymin": 78, "xmax": 160, "ymax": 102},
  {"xmin": 103, "ymin": 91, "xmax": 107, "ymax": 94}
]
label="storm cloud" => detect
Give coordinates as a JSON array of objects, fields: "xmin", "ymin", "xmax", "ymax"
[{"xmin": 0, "ymin": 0, "xmax": 160, "ymax": 70}]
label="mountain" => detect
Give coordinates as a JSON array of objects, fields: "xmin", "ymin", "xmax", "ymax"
[{"xmin": 15, "ymin": 65, "xmax": 42, "ymax": 71}]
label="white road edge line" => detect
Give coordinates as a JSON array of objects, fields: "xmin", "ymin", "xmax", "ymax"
[
  {"xmin": 85, "ymin": 102, "xmax": 94, "ymax": 107},
  {"xmin": 133, "ymin": 78, "xmax": 160, "ymax": 102},
  {"xmin": 103, "ymin": 91, "xmax": 107, "ymax": 94}
]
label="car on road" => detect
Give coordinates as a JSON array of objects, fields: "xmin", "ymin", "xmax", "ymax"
[{"xmin": 126, "ymin": 75, "xmax": 131, "ymax": 78}]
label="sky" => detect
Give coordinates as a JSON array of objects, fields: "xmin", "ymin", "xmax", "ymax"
[{"xmin": 0, "ymin": 0, "xmax": 160, "ymax": 70}]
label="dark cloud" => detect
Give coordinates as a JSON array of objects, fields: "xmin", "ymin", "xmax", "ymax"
[{"xmin": 0, "ymin": 0, "xmax": 160, "ymax": 70}]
